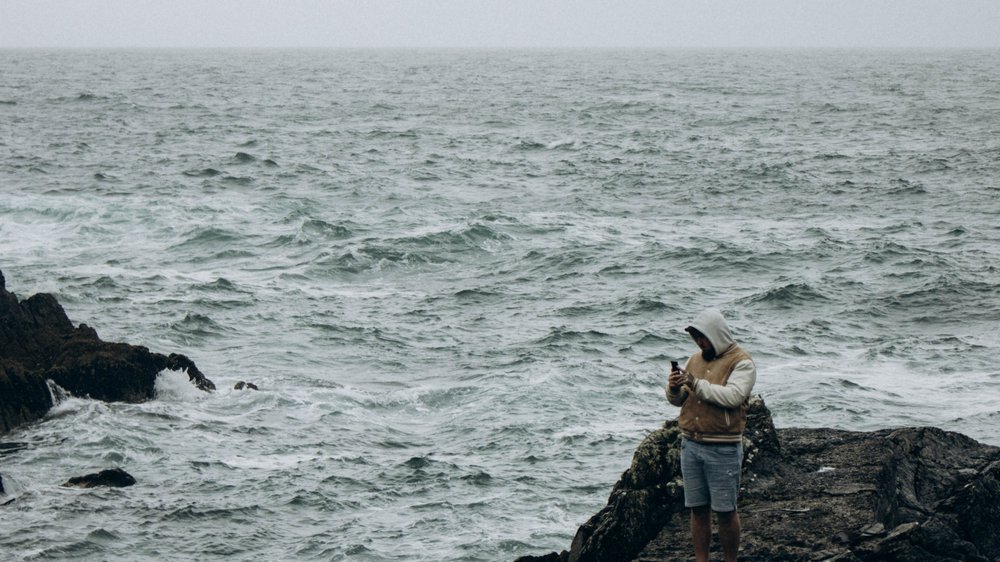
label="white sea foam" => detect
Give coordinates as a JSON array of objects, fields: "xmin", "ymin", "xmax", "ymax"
[{"xmin": 153, "ymin": 369, "xmax": 209, "ymax": 402}]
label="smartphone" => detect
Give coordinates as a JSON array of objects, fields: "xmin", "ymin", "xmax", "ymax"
[{"xmin": 670, "ymin": 360, "xmax": 680, "ymax": 372}]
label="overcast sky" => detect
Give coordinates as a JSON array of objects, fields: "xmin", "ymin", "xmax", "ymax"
[{"xmin": 2, "ymin": 0, "xmax": 998, "ymax": 49}]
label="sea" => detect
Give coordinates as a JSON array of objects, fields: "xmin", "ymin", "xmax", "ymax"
[{"xmin": 1, "ymin": 48, "xmax": 999, "ymax": 561}]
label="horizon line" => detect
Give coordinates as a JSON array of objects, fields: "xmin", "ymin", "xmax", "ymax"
[{"xmin": 3, "ymin": 44, "xmax": 999, "ymax": 51}]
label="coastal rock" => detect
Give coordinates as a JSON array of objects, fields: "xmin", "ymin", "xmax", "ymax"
[
  {"xmin": 562, "ymin": 421, "xmax": 685, "ymax": 562},
  {"xmin": 518, "ymin": 398, "xmax": 1000, "ymax": 562},
  {"xmin": 0, "ymin": 473, "xmax": 10, "ymax": 506},
  {"xmin": 0, "ymin": 269, "xmax": 216, "ymax": 433},
  {"xmin": 1, "ymin": 359, "xmax": 54, "ymax": 434},
  {"xmin": 565, "ymin": 396, "xmax": 780, "ymax": 562},
  {"xmin": 62, "ymin": 467, "xmax": 136, "ymax": 488}
]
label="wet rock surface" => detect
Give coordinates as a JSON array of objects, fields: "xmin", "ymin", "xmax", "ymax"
[
  {"xmin": 0, "ymin": 269, "xmax": 215, "ymax": 434},
  {"xmin": 0, "ymin": 358, "xmax": 53, "ymax": 434},
  {"xmin": 517, "ymin": 397, "xmax": 1000, "ymax": 562}
]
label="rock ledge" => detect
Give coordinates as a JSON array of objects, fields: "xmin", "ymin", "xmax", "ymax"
[{"xmin": 517, "ymin": 396, "xmax": 1000, "ymax": 562}]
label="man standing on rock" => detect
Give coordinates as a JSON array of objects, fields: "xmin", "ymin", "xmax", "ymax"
[{"xmin": 667, "ymin": 308, "xmax": 756, "ymax": 562}]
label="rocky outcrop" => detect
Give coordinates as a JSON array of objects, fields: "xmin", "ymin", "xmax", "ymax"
[
  {"xmin": 517, "ymin": 397, "xmax": 1000, "ymax": 562},
  {"xmin": 1, "ymin": 358, "xmax": 53, "ymax": 434},
  {"xmin": 0, "ymin": 269, "xmax": 215, "ymax": 434},
  {"xmin": 62, "ymin": 467, "xmax": 136, "ymax": 489}
]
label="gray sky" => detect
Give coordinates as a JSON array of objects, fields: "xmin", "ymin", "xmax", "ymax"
[{"xmin": 2, "ymin": 0, "xmax": 998, "ymax": 49}]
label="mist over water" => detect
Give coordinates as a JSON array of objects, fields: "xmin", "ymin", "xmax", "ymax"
[{"xmin": 1, "ymin": 49, "xmax": 999, "ymax": 560}]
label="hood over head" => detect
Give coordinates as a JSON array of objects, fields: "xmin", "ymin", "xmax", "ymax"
[{"xmin": 685, "ymin": 308, "xmax": 736, "ymax": 355}]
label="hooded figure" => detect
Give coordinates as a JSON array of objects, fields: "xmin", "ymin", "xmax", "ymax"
[
  {"xmin": 685, "ymin": 308, "xmax": 737, "ymax": 361},
  {"xmin": 669, "ymin": 308, "xmax": 756, "ymax": 439},
  {"xmin": 667, "ymin": 308, "xmax": 757, "ymax": 562}
]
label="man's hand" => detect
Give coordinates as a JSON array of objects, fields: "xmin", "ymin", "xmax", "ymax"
[
  {"xmin": 668, "ymin": 369, "xmax": 687, "ymax": 390},
  {"xmin": 684, "ymin": 371, "xmax": 696, "ymax": 391}
]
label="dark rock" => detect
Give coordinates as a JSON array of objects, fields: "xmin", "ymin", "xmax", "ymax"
[
  {"xmin": 564, "ymin": 421, "xmax": 685, "ymax": 562},
  {"xmin": 864, "ymin": 428, "xmax": 1000, "ymax": 561},
  {"xmin": 519, "ymin": 397, "xmax": 1000, "ymax": 562},
  {"xmin": 62, "ymin": 467, "xmax": 136, "ymax": 488},
  {"xmin": 1, "ymin": 358, "xmax": 54, "ymax": 434},
  {"xmin": 552, "ymin": 396, "xmax": 777, "ymax": 562},
  {"xmin": 234, "ymin": 381, "xmax": 259, "ymax": 390},
  {"xmin": 165, "ymin": 353, "xmax": 215, "ymax": 393},
  {"xmin": 0, "ymin": 269, "xmax": 216, "ymax": 434}
]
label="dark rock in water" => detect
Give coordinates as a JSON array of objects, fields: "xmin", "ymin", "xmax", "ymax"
[
  {"xmin": 1, "ymin": 358, "xmax": 54, "ymax": 434},
  {"xmin": 0, "ymin": 471, "xmax": 11, "ymax": 504},
  {"xmin": 0, "ymin": 268, "xmax": 216, "ymax": 434},
  {"xmin": 45, "ymin": 337, "xmax": 212, "ymax": 403},
  {"xmin": 559, "ymin": 421, "xmax": 685, "ymax": 562},
  {"xmin": 234, "ymin": 381, "xmax": 258, "ymax": 390},
  {"xmin": 62, "ymin": 467, "xmax": 136, "ymax": 488},
  {"xmin": 518, "ymin": 396, "xmax": 1000, "ymax": 562}
]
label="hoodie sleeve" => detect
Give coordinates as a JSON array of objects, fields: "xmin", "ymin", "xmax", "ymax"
[
  {"xmin": 690, "ymin": 359, "xmax": 756, "ymax": 409},
  {"xmin": 666, "ymin": 384, "xmax": 688, "ymax": 406}
]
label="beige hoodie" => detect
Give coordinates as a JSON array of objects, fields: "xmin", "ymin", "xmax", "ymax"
[{"xmin": 667, "ymin": 308, "xmax": 756, "ymax": 411}]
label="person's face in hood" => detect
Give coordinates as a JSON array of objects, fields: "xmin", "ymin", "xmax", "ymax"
[
  {"xmin": 688, "ymin": 328, "xmax": 717, "ymax": 361},
  {"xmin": 686, "ymin": 309, "xmax": 735, "ymax": 361}
]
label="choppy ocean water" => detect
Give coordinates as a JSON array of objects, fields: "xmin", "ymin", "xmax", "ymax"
[{"xmin": 1, "ymin": 48, "xmax": 999, "ymax": 560}]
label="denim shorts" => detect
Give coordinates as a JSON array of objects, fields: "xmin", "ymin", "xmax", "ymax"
[{"xmin": 680, "ymin": 438, "xmax": 743, "ymax": 512}]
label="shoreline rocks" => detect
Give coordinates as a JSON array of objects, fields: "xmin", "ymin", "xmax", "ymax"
[
  {"xmin": 1, "ymin": 268, "xmax": 216, "ymax": 434},
  {"xmin": 517, "ymin": 397, "xmax": 1000, "ymax": 562}
]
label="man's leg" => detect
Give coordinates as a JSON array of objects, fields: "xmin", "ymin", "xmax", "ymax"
[
  {"xmin": 681, "ymin": 439, "xmax": 712, "ymax": 562},
  {"xmin": 690, "ymin": 505, "xmax": 712, "ymax": 562},
  {"xmin": 716, "ymin": 509, "xmax": 740, "ymax": 562},
  {"xmin": 705, "ymin": 441, "xmax": 743, "ymax": 561}
]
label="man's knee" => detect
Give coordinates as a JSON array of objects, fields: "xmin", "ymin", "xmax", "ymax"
[{"xmin": 715, "ymin": 509, "xmax": 739, "ymax": 524}]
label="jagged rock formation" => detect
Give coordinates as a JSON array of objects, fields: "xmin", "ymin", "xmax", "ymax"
[
  {"xmin": 517, "ymin": 397, "xmax": 1000, "ymax": 562},
  {"xmin": 0, "ymin": 269, "xmax": 215, "ymax": 434}
]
